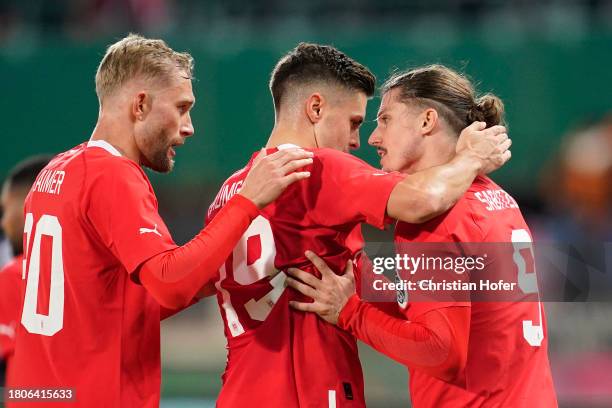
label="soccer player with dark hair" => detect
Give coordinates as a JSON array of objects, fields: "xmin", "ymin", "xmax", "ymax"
[
  {"xmin": 8, "ymin": 34, "xmax": 312, "ymax": 407},
  {"xmin": 287, "ymin": 65, "xmax": 558, "ymax": 407},
  {"xmin": 206, "ymin": 44, "xmax": 512, "ymax": 407},
  {"xmin": 0, "ymin": 155, "xmax": 51, "ymax": 389}
]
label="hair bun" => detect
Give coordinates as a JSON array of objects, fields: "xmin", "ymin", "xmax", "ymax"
[{"xmin": 467, "ymin": 93, "xmax": 505, "ymax": 127}]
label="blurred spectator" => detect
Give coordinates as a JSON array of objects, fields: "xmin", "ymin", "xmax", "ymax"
[
  {"xmin": 536, "ymin": 115, "xmax": 612, "ymax": 407},
  {"xmin": 0, "ymin": 155, "xmax": 51, "ymax": 389},
  {"xmin": 1, "ymin": 0, "xmax": 611, "ymax": 44},
  {"xmin": 539, "ymin": 115, "xmax": 612, "ymax": 241},
  {"xmin": 0, "ymin": 0, "xmax": 173, "ymax": 42},
  {"xmin": 0, "ymin": 233, "xmax": 11, "ymax": 268}
]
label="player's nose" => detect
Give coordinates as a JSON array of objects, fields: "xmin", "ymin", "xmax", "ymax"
[
  {"xmin": 180, "ymin": 115, "xmax": 194, "ymax": 138},
  {"xmin": 368, "ymin": 127, "xmax": 382, "ymax": 146},
  {"xmin": 349, "ymin": 134, "xmax": 360, "ymax": 151}
]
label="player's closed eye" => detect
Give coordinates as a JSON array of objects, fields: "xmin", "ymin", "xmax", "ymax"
[{"xmin": 178, "ymin": 102, "xmax": 193, "ymax": 114}]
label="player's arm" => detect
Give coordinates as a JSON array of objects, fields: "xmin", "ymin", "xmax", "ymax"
[
  {"xmin": 338, "ymin": 296, "xmax": 470, "ymax": 382},
  {"xmin": 159, "ymin": 282, "xmax": 216, "ymax": 320},
  {"xmin": 0, "ymin": 321, "xmax": 15, "ymax": 360},
  {"xmin": 387, "ymin": 122, "xmax": 511, "ymax": 224},
  {"xmin": 138, "ymin": 148, "xmax": 313, "ymax": 310},
  {"xmin": 0, "ymin": 264, "xmax": 20, "ymax": 359},
  {"xmin": 287, "ymin": 251, "xmax": 470, "ymax": 382}
]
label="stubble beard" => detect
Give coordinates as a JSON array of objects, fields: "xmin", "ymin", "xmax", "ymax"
[{"xmin": 141, "ymin": 129, "xmax": 174, "ymax": 174}]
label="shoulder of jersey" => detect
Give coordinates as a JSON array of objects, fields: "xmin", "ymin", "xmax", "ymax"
[
  {"xmin": 422, "ymin": 177, "xmax": 497, "ymax": 239},
  {"xmin": 464, "ymin": 176, "xmax": 519, "ymax": 231},
  {"xmin": 314, "ymin": 147, "xmax": 353, "ymax": 159},
  {"xmin": 227, "ymin": 164, "xmax": 250, "ymax": 181},
  {"xmin": 467, "ymin": 176, "xmax": 515, "ymax": 205},
  {"xmin": 469, "ymin": 175, "xmax": 501, "ymax": 191},
  {"xmin": 0, "ymin": 256, "xmax": 22, "ymax": 276},
  {"xmin": 81, "ymin": 144, "xmax": 147, "ymax": 180},
  {"xmin": 310, "ymin": 147, "xmax": 371, "ymax": 168}
]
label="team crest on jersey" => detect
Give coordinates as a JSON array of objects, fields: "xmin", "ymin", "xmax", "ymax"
[{"xmin": 395, "ymin": 270, "xmax": 408, "ymax": 308}]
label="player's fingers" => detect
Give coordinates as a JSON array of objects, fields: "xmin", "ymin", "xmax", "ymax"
[
  {"xmin": 285, "ymin": 276, "xmax": 317, "ymax": 299},
  {"xmin": 344, "ymin": 260, "xmax": 355, "ymax": 282},
  {"xmin": 465, "ymin": 121, "xmax": 487, "ymax": 132},
  {"xmin": 287, "ymin": 267, "xmax": 322, "ymax": 289},
  {"xmin": 252, "ymin": 148, "xmax": 267, "ymax": 166},
  {"xmin": 501, "ymin": 149, "xmax": 512, "ymax": 163},
  {"xmin": 261, "ymin": 149, "xmax": 293, "ymax": 165},
  {"xmin": 280, "ymin": 171, "xmax": 311, "ymax": 187},
  {"xmin": 277, "ymin": 150, "xmax": 313, "ymax": 167},
  {"xmin": 264, "ymin": 148, "xmax": 292, "ymax": 161},
  {"xmin": 482, "ymin": 125, "xmax": 507, "ymax": 137},
  {"xmin": 498, "ymin": 138, "xmax": 512, "ymax": 152},
  {"xmin": 289, "ymin": 300, "xmax": 319, "ymax": 313},
  {"xmin": 279, "ymin": 158, "xmax": 313, "ymax": 175},
  {"xmin": 493, "ymin": 132, "xmax": 508, "ymax": 144},
  {"xmin": 304, "ymin": 250, "xmax": 336, "ymax": 279},
  {"xmin": 270, "ymin": 148, "xmax": 313, "ymax": 166}
]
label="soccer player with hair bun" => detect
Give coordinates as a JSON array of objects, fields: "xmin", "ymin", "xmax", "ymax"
[
  {"xmin": 288, "ymin": 65, "xmax": 558, "ymax": 407},
  {"xmin": 207, "ymin": 46, "xmax": 512, "ymax": 407}
]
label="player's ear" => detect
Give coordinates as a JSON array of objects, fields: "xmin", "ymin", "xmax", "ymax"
[
  {"xmin": 305, "ymin": 93, "xmax": 324, "ymax": 124},
  {"xmin": 421, "ymin": 107, "xmax": 438, "ymax": 136},
  {"xmin": 132, "ymin": 91, "xmax": 150, "ymax": 122}
]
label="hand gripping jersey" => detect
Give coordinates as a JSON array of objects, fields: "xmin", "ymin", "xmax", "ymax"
[
  {"xmin": 9, "ymin": 140, "xmax": 178, "ymax": 407},
  {"xmin": 206, "ymin": 146, "xmax": 404, "ymax": 407}
]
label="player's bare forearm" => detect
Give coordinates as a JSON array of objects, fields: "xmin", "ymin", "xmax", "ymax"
[
  {"xmin": 387, "ymin": 122, "xmax": 511, "ymax": 223},
  {"xmin": 386, "ymin": 153, "xmax": 482, "ymax": 223}
]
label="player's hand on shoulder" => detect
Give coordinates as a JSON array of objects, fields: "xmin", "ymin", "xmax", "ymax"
[
  {"xmin": 456, "ymin": 121, "xmax": 512, "ymax": 175},
  {"xmin": 239, "ymin": 147, "xmax": 313, "ymax": 209},
  {"xmin": 287, "ymin": 251, "xmax": 355, "ymax": 325}
]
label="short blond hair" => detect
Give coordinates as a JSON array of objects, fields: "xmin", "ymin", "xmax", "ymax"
[{"xmin": 95, "ymin": 33, "xmax": 194, "ymax": 101}]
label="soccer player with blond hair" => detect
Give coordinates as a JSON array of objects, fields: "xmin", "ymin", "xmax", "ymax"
[{"xmin": 8, "ymin": 34, "xmax": 311, "ymax": 407}]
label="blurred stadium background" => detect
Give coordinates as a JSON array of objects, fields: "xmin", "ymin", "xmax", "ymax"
[{"xmin": 1, "ymin": 0, "xmax": 611, "ymax": 407}]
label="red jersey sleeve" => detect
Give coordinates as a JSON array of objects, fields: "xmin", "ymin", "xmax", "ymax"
[
  {"xmin": 308, "ymin": 149, "xmax": 404, "ymax": 229},
  {"xmin": 140, "ymin": 194, "xmax": 260, "ymax": 309},
  {"xmin": 0, "ymin": 257, "xmax": 21, "ymax": 359},
  {"xmin": 83, "ymin": 159, "xmax": 178, "ymax": 274},
  {"xmin": 338, "ymin": 294, "xmax": 470, "ymax": 382}
]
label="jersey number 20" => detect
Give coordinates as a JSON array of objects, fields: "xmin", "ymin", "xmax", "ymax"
[{"xmin": 21, "ymin": 213, "xmax": 64, "ymax": 336}]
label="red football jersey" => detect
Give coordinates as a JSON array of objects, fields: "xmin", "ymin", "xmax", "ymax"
[
  {"xmin": 395, "ymin": 176, "xmax": 557, "ymax": 407},
  {"xmin": 0, "ymin": 255, "xmax": 21, "ymax": 384},
  {"xmin": 206, "ymin": 145, "xmax": 404, "ymax": 407},
  {"xmin": 9, "ymin": 140, "xmax": 178, "ymax": 407}
]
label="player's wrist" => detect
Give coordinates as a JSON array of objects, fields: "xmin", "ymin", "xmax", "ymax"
[
  {"xmin": 230, "ymin": 194, "xmax": 260, "ymax": 218},
  {"xmin": 336, "ymin": 293, "xmax": 362, "ymax": 330},
  {"xmin": 454, "ymin": 148, "xmax": 484, "ymax": 175}
]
